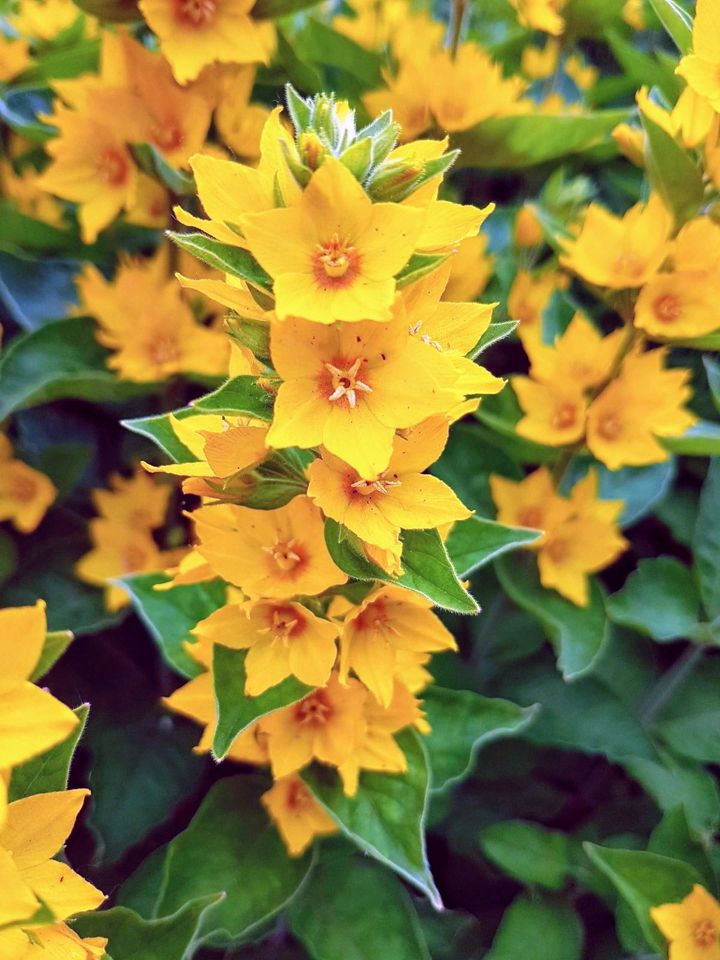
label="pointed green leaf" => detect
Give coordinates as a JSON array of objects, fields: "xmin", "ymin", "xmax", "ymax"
[
  {"xmin": 648, "ymin": 0, "xmax": 693, "ymax": 54},
  {"xmin": 606, "ymin": 557, "xmax": 701, "ymax": 642},
  {"xmin": 704, "ymin": 356, "xmax": 720, "ymax": 413},
  {"xmin": 212, "ymin": 645, "xmax": 311, "ymax": 760},
  {"xmin": 31, "ymin": 630, "xmax": 73, "ymax": 681},
  {"xmin": 167, "ymin": 232, "xmax": 272, "ymax": 291},
  {"xmin": 479, "ymin": 821, "xmax": 569, "ymax": 891},
  {"xmin": 469, "ymin": 319, "xmax": 518, "ymax": 358},
  {"xmin": 641, "ymin": 109, "xmax": 704, "ymax": 225},
  {"xmin": 445, "ymin": 515, "xmax": 541, "ymax": 579},
  {"xmin": 487, "ymin": 894, "xmax": 583, "ymax": 960},
  {"xmin": 121, "ymin": 572, "xmax": 226, "ymax": 678},
  {"xmin": 132, "ymin": 143, "xmax": 195, "ymax": 196},
  {"xmin": 9, "ymin": 704, "xmax": 88, "ymax": 801},
  {"xmin": 121, "ymin": 408, "xmax": 197, "ymax": 462},
  {"xmin": 395, "ymin": 253, "xmax": 450, "ymax": 289},
  {"xmin": 302, "ymin": 729, "xmax": 441, "ymax": 907},
  {"xmin": 422, "ymin": 686, "xmax": 538, "ymax": 791},
  {"xmin": 693, "ymin": 460, "xmax": 720, "ymax": 619},
  {"xmin": 190, "ymin": 375, "xmax": 274, "ymax": 420},
  {"xmin": 660, "ymin": 422, "xmax": 720, "ymax": 456}
]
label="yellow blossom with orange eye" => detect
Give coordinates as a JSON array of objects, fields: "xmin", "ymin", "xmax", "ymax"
[
  {"xmin": 0, "ymin": 789, "xmax": 105, "ymax": 930},
  {"xmin": 586, "ymin": 349, "xmax": 697, "ymax": 470},
  {"xmin": 266, "ymin": 314, "xmax": 457, "ymax": 478},
  {"xmin": 239, "ymin": 159, "xmax": 424, "ymax": 325},
  {"xmin": 190, "ymin": 599, "xmax": 339, "ymax": 695},
  {"xmin": 513, "ymin": 376, "xmax": 588, "ymax": 447},
  {"xmin": 677, "ymin": 0, "xmax": 720, "ymax": 111},
  {"xmin": 138, "ymin": 0, "xmax": 273, "ymax": 84},
  {"xmin": 509, "ymin": 0, "xmax": 566, "ymax": 35},
  {"xmin": 651, "ymin": 884, "xmax": 720, "ymax": 960},
  {"xmin": 90, "ymin": 466, "xmax": 171, "ymax": 530},
  {"xmin": 261, "ymin": 775, "xmax": 338, "ymax": 856},
  {"xmin": 523, "ymin": 313, "xmax": 624, "ymax": 390},
  {"xmin": 260, "ymin": 672, "xmax": 367, "ymax": 779},
  {"xmin": 560, "ymin": 194, "xmax": 673, "ymax": 290},
  {"xmin": 307, "ymin": 418, "xmax": 471, "ymax": 556},
  {"xmin": 490, "ymin": 467, "xmax": 572, "ymax": 547},
  {"xmin": 0, "ymin": 436, "xmax": 56, "ymax": 534},
  {"xmin": 507, "ymin": 268, "xmax": 568, "ymax": 344},
  {"xmin": 0, "ymin": 602, "xmax": 79, "ymax": 787},
  {"xmin": 192, "ymin": 495, "xmax": 347, "ymax": 599},
  {"xmin": 338, "ymin": 585, "xmax": 456, "ymax": 707}
]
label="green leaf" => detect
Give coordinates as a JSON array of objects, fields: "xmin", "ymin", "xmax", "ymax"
[
  {"xmin": 190, "ymin": 375, "xmax": 274, "ymax": 420},
  {"xmin": 655, "ymin": 660, "xmax": 720, "ymax": 765},
  {"xmin": 648, "ymin": 0, "xmax": 693, "ymax": 54},
  {"xmin": 253, "ymin": 0, "xmax": 322, "ymax": 16},
  {"xmin": 395, "ymin": 253, "xmax": 450, "ymax": 289},
  {"xmin": 0, "ymin": 316, "xmax": 149, "ymax": 420},
  {"xmin": 469, "ymin": 319, "xmax": 518, "ymax": 358},
  {"xmin": 495, "ymin": 554, "xmax": 609, "ymax": 680},
  {"xmin": 86, "ymin": 711, "xmax": 204, "ymax": 864},
  {"xmin": 641, "ymin": 110, "xmax": 704, "ymax": 225},
  {"xmin": 487, "ymin": 894, "xmax": 583, "ymax": 960},
  {"xmin": 693, "ymin": 460, "xmax": 720, "ymax": 619},
  {"xmin": 154, "ymin": 776, "xmax": 313, "ymax": 943},
  {"xmin": 167, "ymin": 232, "xmax": 272, "ymax": 291},
  {"xmin": 212, "ymin": 645, "xmax": 311, "ymax": 760},
  {"xmin": 0, "ymin": 252, "xmax": 82, "ymax": 329},
  {"xmin": 445, "ymin": 516, "xmax": 541, "ymax": 579},
  {"xmin": 132, "ymin": 143, "xmax": 195, "ymax": 196},
  {"xmin": 649, "ymin": 807, "xmax": 716, "ymax": 889},
  {"xmin": 293, "ymin": 20, "xmax": 383, "ymax": 91},
  {"xmin": 31, "ymin": 630, "xmax": 74, "ymax": 681},
  {"xmin": 288, "ymin": 842, "xmax": 431, "ymax": 960},
  {"xmin": 0, "ymin": 201, "xmax": 74, "ymax": 254},
  {"xmin": 325, "ymin": 521, "xmax": 478, "ymax": 614},
  {"xmin": 0, "ymin": 86, "xmax": 56, "ymax": 142},
  {"xmin": 73, "ymin": 896, "xmax": 223, "ymax": 959},
  {"xmin": 583, "ymin": 843, "xmax": 702, "ymax": 950},
  {"xmin": 302, "ymin": 729, "xmax": 440, "ymax": 907},
  {"xmin": 479, "ymin": 821, "xmax": 569, "ymax": 891},
  {"xmin": 605, "ymin": 29, "xmax": 681, "ymax": 103},
  {"xmin": 704, "ymin": 356, "xmax": 720, "ymax": 414},
  {"xmin": 422, "ymin": 686, "xmax": 538, "ymax": 791},
  {"xmin": 9, "ymin": 704, "xmax": 88, "ymax": 802},
  {"xmin": 121, "ymin": 572, "xmax": 226, "ymax": 679},
  {"xmin": 660, "ymin": 421, "xmax": 720, "ymax": 456},
  {"xmin": 606, "ymin": 558, "xmax": 701, "ymax": 642},
  {"xmin": 121, "ymin": 408, "xmax": 197, "ymax": 462},
  {"xmin": 453, "ymin": 111, "xmax": 628, "ymax": 170}
]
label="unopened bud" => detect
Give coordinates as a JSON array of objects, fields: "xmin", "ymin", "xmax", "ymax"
[
  {"xmin": 366, "ymin": 159, "xmax": 424, "ymax": 202},
  {"xmin": 297, "ymin": 131, "xmax": 327, "ymax": 172}
]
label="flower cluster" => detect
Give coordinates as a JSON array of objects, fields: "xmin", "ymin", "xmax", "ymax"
[{"xmin": 0, "ymin": 602, "xmax": 106, "ymax": 957}]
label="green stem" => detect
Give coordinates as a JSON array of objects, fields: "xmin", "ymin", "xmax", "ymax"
[
  {"xmin": 448, "ymin": 0, "xmax": 468, "ymax": 59},
  {"xmin": 640, "ymin": 645, "xmax": 705, "ymax": 728}
]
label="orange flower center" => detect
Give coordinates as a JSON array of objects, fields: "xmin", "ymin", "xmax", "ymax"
[
  {"xmin": 286, "ymin": 778, "xmax": 312, "ymax": 812},
  {"xmin": 613, "ymin": 252, "xmax": 645, "ymax": 281},
  {"xmin": 545, "ymin": 537, "xmax": 569, "ymax": 563},
  {"xmin": 312, "ymin": 233, "xmax": 361, "ymax": 289},
  {"xmin": 97, "ymin": 148, "xmax": 129, "ymax": 187},
  {"xmin": 353, "ymin": 598, "xmax": 391, "ymax": 634},
  {"xmin": 653, "ymin": 293, "xmax": 682, "ymax": 324},
  {"xmin": 152, "ymin": 123, "xmax": 186, "ymax": 153},
  {"xmin": 324, "ymin": 357, "xmax": 372, "ymax": 409},
  {"xmin": 350, "ymin": 472, "xmax": 401, "ymax": 498},
  {"xmin": 174, "ymin": 0, "xmax": 217, "ymax": 26},
  {"xmin": 147, "ymin": 334, "xmax": 181, "ymax": 367},
  {"xmin": 122, "ymin": 545, "xmax": 148, "ymax": 572},
  {"xmin": 597, "ymin": 412, "xmax": 622, "ymax": 440},
  {"xmin": 12, "ymin": 474, "xmax": 37, "ymax": 503},
  {"xmin": 261, "ymin": 605, "xmax": 303, "ymax": 644},
  {"xmin": 518, "ymin": 506, "xmax": 543, "ymax": 529},
  {"xmin": 265, "ymin": 537, "xmax": 303, "ymax": 573},
  {"xmin": 294, "ymin": 690, "xmax": 333, "ymax": 727},
  {"xmin": 692, "ymin": 918, "xmax": 717, "ymax": 949},
  {"xmin": 552, "ymin": 402, "xmax": 578, "ymax": 430}
]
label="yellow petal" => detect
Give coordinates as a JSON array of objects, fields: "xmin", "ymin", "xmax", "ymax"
[
  {"xmin": 0, "ymin": 685, "xmax": 78, "ymax": 770},
  {"xmin": 1, "ymin": 789, "xmax": 89, "ymax": 869}
]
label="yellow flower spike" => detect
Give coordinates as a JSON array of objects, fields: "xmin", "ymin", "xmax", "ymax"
[
  {"xmin": 586, "ymin": 349, "xmax": 697, "ymax": 470},
  {"xmin": 513, "ymin": 376, "xmax": 588, "ymax": 447},
  {"xmin": 260, "ymin": 673, "xmax": 367, "ymax": 779},
  {"xmin": 0, "ymin": 790, "xmax": 105, "ymax": 923},
  {"xmin": 490, "ymin": 468, "xmax": 573, "ymax": 548},
  {"xmin": 338, "ymin": 585, "xmax": 456, "ymax": 708},
  {"xmin": 138, "ymin": 0, "xmax": 272, "ymax": 84},
  {"xmin": 651, "ymin": 884, "xmax": 720, "ymax": 959},
  {"xmin": 261, "ymin": 775, "xmax": 338, "ymax": 857},
  {"xmin": 677, "ymin": 0, "xmax": 720, "ymax": 110},
  {"xmin": 560, "ymin": 194, "xmax": 673, "ymax": 289},
  {"xmin": 0, "ymin": 603, "xmax": 78, "ymax": 774},
  {"xmin": 192, "ymin": 495, "xmax": 347, "ymax": 599},
  {"xmin": 240, "ymin": 158, "xmax": 425, "ymax": 324},
  {"xmin": 192, "ymin": 599, "xmax": 339, "ymax": 695},
  {"xmin": 266, "ymin": 314, "xmax": 457, "ymax": 478},
  {"xmin": 307, "ymin": 419, "xmax": 471, "ymax": 555}
]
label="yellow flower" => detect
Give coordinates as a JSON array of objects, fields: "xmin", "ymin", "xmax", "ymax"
[
  {"xmin": 0, "ymin": 436, "xmax": 56, "ymax": 534},
  {"xmin": 0, "ymin": 602, "xmax": 78, "ymax": 777},
  {"xmin": 338, "ymin": 680, "xmax": 425, "ymax": 796},
  {"xmin": 623, "ymin": 0, "xmax": 646, "ymax": 30},
  {"xmin": 521, "ymin": 40, "xmax": 560, "ymax": 80},
  {"xmin": 587, "ymin": 349, "xmax": 696, "ymax": 469},
  {"xmin": 0, "ymin": 789, "xmax": 104, "ymax": 927},
  {"xmin": 138, "ymin": 0, "xmax": 273, "ymax": 84},
  {"xmin": 515, "ymin": 203, "xmax": 544, "ymax": 248},
  {"xmin": 677, "ymin": 0, "xmax": 720, "ymax": 111},
  {"xmin": 637, "ymin": 85, "xmax": 715, "ymax": 150},
  {"xmin": 266, "ymin": 313, "xmax": 456, "ymax": 477},
  {"xmin": 635, "ymin": 270, "xmax": 720, "ymax": 339},
  {"xmin": 338, "ymin": 584, "xmax": 456, "ymax": 707},
  {"xmin": 0, "ymin": 161, "xmax": 65, "ymax": 227},
  {"xmin": 513, "ymin": 376, "xmax": 588, "ymax": 446},
  {"xmin": 0, "ymin": 922, "xmax": 107, "ymax": 959},
  {"xmin": 9, "ymin": 0, "xmax": 84, "ymax": 41},
  {"xmin": 240, "ymin": 158, "xmax": 424, "ymax": 324},
  {"xmin": 443, "ymin": 234, "xmax": 494, "ymax": 302},
  {"xmin": 651, "ymin": 884, "xmax": 720, "ymax": 960},
  {"xmin": 565, "ymin": 54, "xmax": 598, "ymax": 90},
  {"xmin": 261, "ymin": 775, "xmax": 337, "ymax": 856},
  {"xmin": 509, "ymin": 0, "xmax": 566, "ymax": 35},
  {"xmin": 490, "ymin": 467, "xmax": 572, "ymax": 548},
  {"xmin": 260, "ymin": 672, "xmax": 367, "ymax": 779},
  {"xmin": 507, "ymin": 269, "xmax": 567, "ymax": 344},
  {"xmin": 307, "ymin": 417, "xmax": 471, "ymax": 555},
  {"xmin": 364, "ymin": 63, "xmax": 433, "ymax": 142},
  {"xmin": 0, "ymin": 36, "xmax": 31, "ymax": 83},
  {"xmin": 192, "ymin": 495, "xmax": 347, "ymax": 599},
  {"xmin": 214, "ymin": 65, "xmax": 269, "ymax": 159},
  {"xmin": 75, "ymin": 520, "xmax": 167, "ymax": 611},
  {"xmin": 192, "ymin": 599, "xmax": 339, "ymax": 695},
  {"xmin": 124, "ymin": 174, "xmax": 170, "ymax": 229},
  {"xmin": 90, "ymin": 466, "xmax": 170, "ymax": 530},
  {"xmin": 560, "ymin": 195, "xmax": 673, "ymax": 289},
  {"xmin": 427, "ymin": 45, "xmax": 526, "ymax": 132},
  {"xmin": 524, "ymin": 313, "xmax": 624, "ymax": 390}
]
